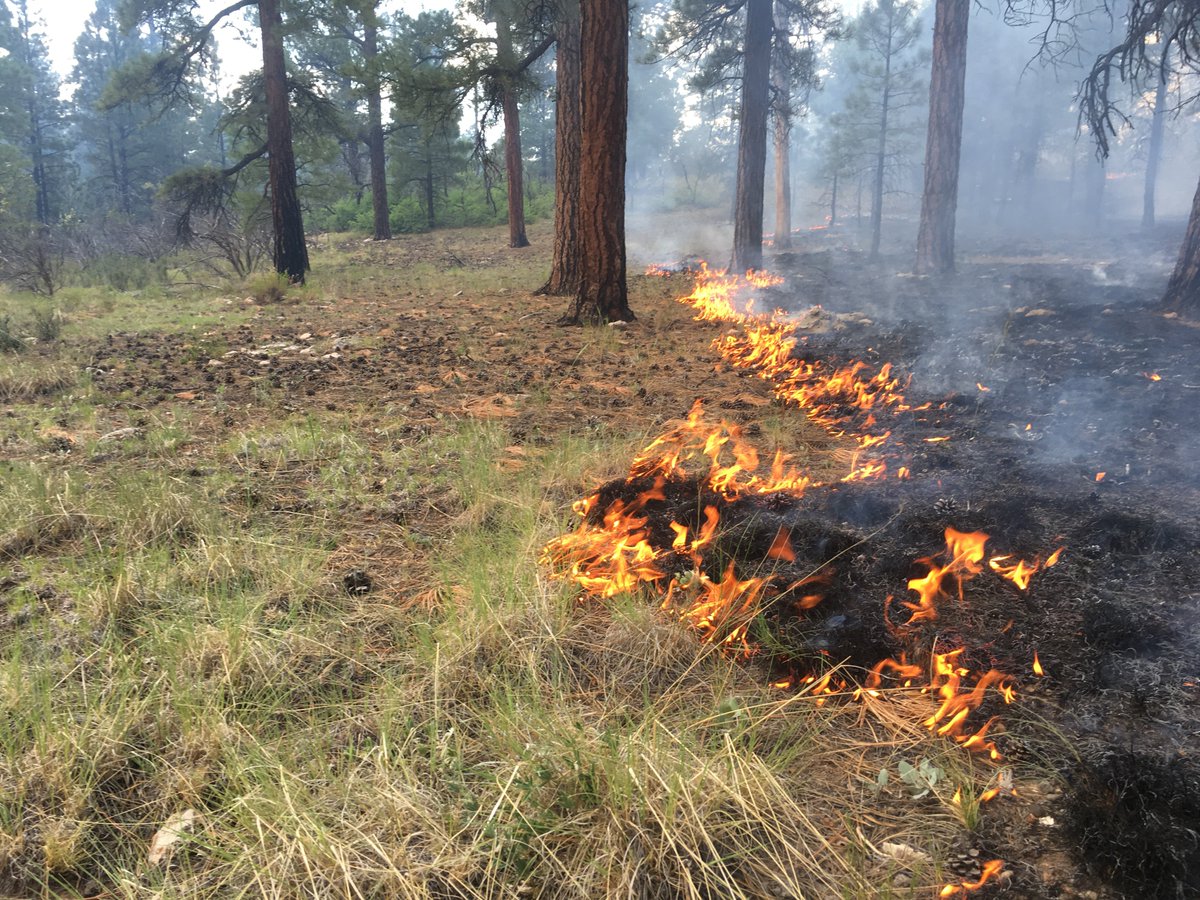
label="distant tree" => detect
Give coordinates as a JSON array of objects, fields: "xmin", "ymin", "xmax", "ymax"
[
  {"xmin": 660, "ymin": 0, "xmax": 833, "ymax": 271},
  {"xmin": 1078, "ymin": 0, "xmax": 1200, "ymax": 314},
  {"xmin": 293, "ymin": 0, "xmax": 393, "ymax": 240},
  {"xmin": 1142, "ymin": 55, "xmax": 1168, "ymax": 231},
  {"xmin": 1, "ymin": 1, "xmax": 69, "ymax": 225},
  {"xmin": 847, "ymin": 0, "xmax": 926, "ymax": 258},
  {"xmin": 70, "ymin": 0, "xmax": 216, "ymax": 222},
  {"xmin": 914, "ymin": 0, "xmax": 967, "ymax": 274},
  {"xmin": 565, "ymin": 0, "xmax": 631, "ymax": 323},
  {"xmin": 116, "ymin": 0, "xmax": 310, "ymax": 281},
  {"xmin": 454, "ymin": 0, "xmax": 555, "ymax": 249}
]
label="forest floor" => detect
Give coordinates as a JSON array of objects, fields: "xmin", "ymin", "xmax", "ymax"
[{"xmin": 0, "ymin": 215, "xmax": 1193, "ymax": 898}]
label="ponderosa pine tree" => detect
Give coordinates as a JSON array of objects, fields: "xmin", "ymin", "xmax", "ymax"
[
  {"xmin": 914, "ymin": 0, "xmax": 967, "ymax": 274},
  {"xmin": 565, "ymin": 0, "xmax": 631, "ymax": 323},
  {"xmin": 539, "ymin": 0, "xmax": 582, "ymax": 295},
  {"xmin": 732, "ymin": 0, "xmax": 773, "ymax": 271}
]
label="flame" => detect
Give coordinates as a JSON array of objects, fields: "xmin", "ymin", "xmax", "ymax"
[
  {"xmin": 1033, "ymin": 652, "xmax": 1045, "ymax": 676},
  {"xmin": 544, "ymin": 261, "xmax": 1067, "ymax": 854},
  {"xmin": 988, "ymin": 546, "xmax": 1064, "ymax": 591},
  {"xmin": 976, "ymin": 383, "xmax": 990, "ymax": 392},
  {"xmin": 1143, "ymin": 372, "xmax": 1162, "ymax": 381},
  {"xmin": 940, "ymin": 860, "xmax": 1006, "ymax": 897},
  {"xmin": 1095, "ymin": 471, "xmax": 1106, "ymax": 482}
]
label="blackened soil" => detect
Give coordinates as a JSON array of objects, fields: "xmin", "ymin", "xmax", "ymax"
[
  {"xmin": 775, "ymin": 238, "xmax": 1200, "ymax": 899},
  {"xmin": 608, "ymin": 233, "xmax": 1200, "ymax": 898}
]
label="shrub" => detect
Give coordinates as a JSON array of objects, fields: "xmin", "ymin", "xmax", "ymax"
[{"xmin": 0, "ymin": 315, "xmax": 26, "ymax": 352}]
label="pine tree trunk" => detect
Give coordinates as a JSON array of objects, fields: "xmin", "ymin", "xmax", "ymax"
[
  {"xmin": 870, "ymin": 11, "xmax": 893, "ymax": 260},
  {"xmin": 364, "ymin": 18, "xmax": 391, "ymax": 241},
  {"xmin": 567, "ymin": 0, "xmax": 631, "ymax": 323},
  {"xmin": 914, "ymin": 0, "xmax": 968, "ymax": 275},
  {"xmin": 541, "ymin": 5, "xmax": 583, "ymax": 295},
  {"xmin": 830, "ymin": 171, "xmax": 838, "ymax": 227},
  {"xmin": 732, "ymin": 0, "xmax": 773, "ymax": 272},
  {"xmin": 1143, "ymin": 67, "xmax": 1167, "ymax": 231},
  {"xmin": 1164, "ymin": 170, "xmax": 1200, "ymax": 315},
  {"xmin": 494, "ymin": 6, "xmax": 530, "ymax": 249},
  {"xmin": 771, "ymin": 6, "xmax": 792, "ymax": 251},
  {"xmin": 259, "ymin": 0, "xmax": 309, "ymax": 282}
]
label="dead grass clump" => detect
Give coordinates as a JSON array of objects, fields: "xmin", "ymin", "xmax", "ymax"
[{"xmin": 0, "ymin": 359, "xmax": 75, "ymax": 401}]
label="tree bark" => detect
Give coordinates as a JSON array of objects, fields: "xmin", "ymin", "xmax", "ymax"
[
  {"xmin": 914, "ymin": 0, "xmax": 968, "ymax": 275},
  {"xmin": 259, "ymin": 0, "xmax": 309, "ymax": 282},
  {"xmin": 363, "ymin": 17, "xmax": 391, "ymax": 241},
  {"xmin": 494, "ymin": 4, "xmax": 530, "ymax": 249},
  {"xmin": 540, "ymin": 5, "xmax": 583, "ymax": 295},
  {"xmin": 1164, "ymin": 170, "xmax": 1200, "ymax": 315},
  {"xmin": 566, "ymin": 0, "xmax": 631, "ymax": 324},
  {"xmin": 771, "ymin": 5, "xmax": 792, "ymax": 251},
  {"xmin": 732, "ymin": 0, "xmax": 773, "ymax": 272},
  {"xmin": 1143, "ymin": 66, "xmax": 1167, "ymax": 231}
]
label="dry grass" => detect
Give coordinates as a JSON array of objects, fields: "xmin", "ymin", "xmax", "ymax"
[{"xmin": 0, "ymin": 228, "xmax": 1006, "ymax": 899}]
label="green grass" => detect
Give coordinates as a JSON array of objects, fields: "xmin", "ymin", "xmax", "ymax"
[{"xmin": 0, "ymin": 232, "xmax": 1008, "ymax": 899}]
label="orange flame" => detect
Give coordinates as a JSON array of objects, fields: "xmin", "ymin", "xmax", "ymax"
[
  {"xmin": 940, "ymin": 859, "xmax": 1006, "ymax": 897},
  {"xmin": 1033, "ymin": 652, "xmax": 1045, "ymax": 676}
]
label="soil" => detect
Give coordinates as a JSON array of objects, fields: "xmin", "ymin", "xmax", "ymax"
[{"xmin": 13, "ymin": 218, "xmax": 1200, "ymax": 898}]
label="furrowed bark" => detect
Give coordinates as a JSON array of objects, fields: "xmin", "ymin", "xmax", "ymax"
[
  {"xmin": 260, "ymin": 0, "xmax": 309, "ymax": 282},
  {"xmin": 567, "ymin": 0, "xmax": 631, "ymax": 323},
  {"xmin": 914, "ymin": 0, "xmax": 968, "ymax": 275},
  {"xmin": 540, "ymin": 5, "xmax": 582, "ymax": 295},
  {"xmin": 732, "ymin": 0, "xmax": 773, "ymax": 273}
]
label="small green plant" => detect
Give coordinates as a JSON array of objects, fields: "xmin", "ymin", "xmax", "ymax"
[
  {"xmin": 30, "ymin": 306, "xmax": 61, "ymax": 343},
  {"xmin": 0, "ymin": 315, "xmax": 25, "ymax": 352},
  {"xmin": 244, "ymin": 271, "xmax": 292, "ymax": 304},
  {"xmin": 896, "ymin": 758, "xmax": 944, "ymax": 799}
]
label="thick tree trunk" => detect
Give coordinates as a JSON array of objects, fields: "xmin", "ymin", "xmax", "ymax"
[
  {"xmin": 914, "ymin": 0, "xmax": 968, "ymax": 275},
  {"xmin": 771, "ymin": 6, "xmax": 792, "ymax": 251},
  {"xmin": 540, "ymin": 6, "xmax": 583, "ymax": 295},
  {"xmin": 364, "ymin": 19, "xmax": 391, "ymax": 241},
  {"xmin": 732, "ymin": 0, "xmax": 773, "ymax": 272},
  {"xmin": 1163, "ymin": 170, "xmax": 1200, "ymax": 315},
  {"xmin": 1143, "ymin": 67, "xmax": 1167, "ymax": 231},
  {"xmin": 567, "ymin": 0, "xmax": 631, "ymax": 323},
  {"xmin": 259, "ymin": 0, "xmax": 309, "ymax": 282}
]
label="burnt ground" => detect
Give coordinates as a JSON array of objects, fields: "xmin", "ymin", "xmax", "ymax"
[{"xmin": 669, "ymin": 226, "xmax": 1200, "ymax": 898}]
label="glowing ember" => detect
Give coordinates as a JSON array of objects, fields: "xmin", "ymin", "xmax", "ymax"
[{"xmin": 976, "ymin": 383, "xmax": 990, "ymax": 392}]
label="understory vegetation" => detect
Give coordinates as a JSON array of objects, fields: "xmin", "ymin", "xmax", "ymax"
[{"xmin": 0, "ymin": 224, "xmax": 1044, "ymax": 898}]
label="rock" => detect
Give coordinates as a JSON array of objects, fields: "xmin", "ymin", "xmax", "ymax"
[{"xmin": 98, "ymin": 427, "xmax": 144, "ymax": 443}]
